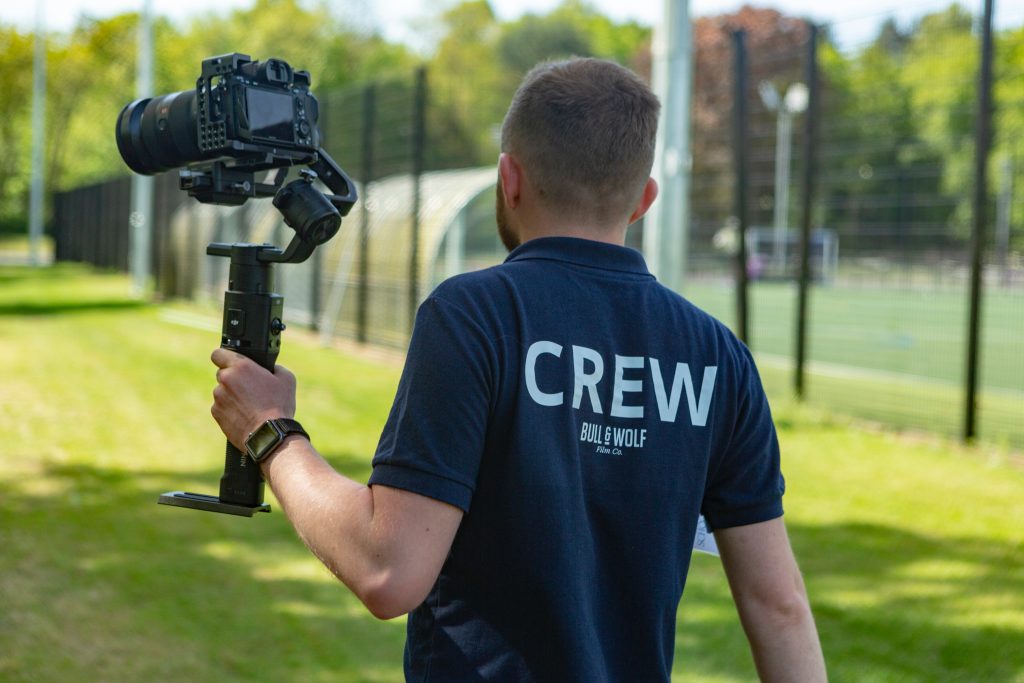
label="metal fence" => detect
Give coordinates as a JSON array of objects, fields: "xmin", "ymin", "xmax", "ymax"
[
  {"xmin": 53, "ymin": 171, "xmax": 187, "ymax": 283},
  {"xmin": 681, "ymin": 2, "xmax": 1022, "ymax": 449},
  {"xmin": 53, "ymin": 6, "xmax": 1022, "ymax": 448}
]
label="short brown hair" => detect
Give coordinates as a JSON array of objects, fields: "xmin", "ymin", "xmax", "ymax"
[{"xmin": 501, "ymin": 58, "xmax": 660, "ymax": 222}]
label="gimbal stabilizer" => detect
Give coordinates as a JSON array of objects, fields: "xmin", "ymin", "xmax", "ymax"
[{"xmin": 158, "ymin": 150, "xmax": 357, "ymax": 516}]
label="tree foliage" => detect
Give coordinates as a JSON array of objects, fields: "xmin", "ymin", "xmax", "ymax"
[
  {"xmin": 690, "ymin": 7, "xmax": 811, "ymax": 231},
  {"xmin": 0, "ymin": 0, "xmax": 651, "ymax": 232},
  {"xmin": 0, "ymin": 1, "xmax": 417, "ymax": 233},
  {"xmin": 0, "ymin": 27, "xmax": 34, "ymax": 230},
  {"xmin": 426, "ymin": 0, "xmax": 652, "ymax": 168},
  {"xmin": 0, "ymin": 0, "xmax": 1019, "ymax": 254},
  {"xmin": 818, "ymin": 4, "xmax": 1023, "ymax": 250}
]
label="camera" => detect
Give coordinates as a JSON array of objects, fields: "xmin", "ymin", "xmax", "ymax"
[
  {"xmin": 117, "ymin": 52, "xmax": 320, "ymax": 176},
  {"xmin": 115, "ymin": 50, "xmax": 357, "ymax": 248}
]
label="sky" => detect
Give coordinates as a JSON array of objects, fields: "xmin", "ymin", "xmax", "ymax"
[{"xmin": 5, "ymin": 0, "xmax": 1024, "ymax": 52}]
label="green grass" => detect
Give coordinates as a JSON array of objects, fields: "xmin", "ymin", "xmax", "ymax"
[
  {"xmin": 2, "ymin": 264, "xmax": 1023, "ymax": 681},
  {"xmin": 687, "ymin": 280, "xmax": 1024, "ymax": 448}
]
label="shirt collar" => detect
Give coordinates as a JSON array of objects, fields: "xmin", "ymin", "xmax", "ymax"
[{"xmin": 504, "ymin": 236, "xmax": 652, "ymax": 277}]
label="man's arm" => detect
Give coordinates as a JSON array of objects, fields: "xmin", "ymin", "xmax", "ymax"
[
  {"xmin": 714, "ymin": 517, "xmax": 827, "ymax": 682},
  {"xmin": 211, "ymin": 348, "xmax": 463, "ymax": 620}
]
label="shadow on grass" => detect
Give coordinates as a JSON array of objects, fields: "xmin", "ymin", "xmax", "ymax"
[
  {"xmin": 0, "ymin": 459, "xmax": 405, "ymax": 683},
  {"xmin": 794, "ymin": 521, "xmax": 1023, "ymax": 681},
  {"xmin": 0, "ymin": 263, "xmax": 117, "ymax": 281},
  {"xmin": 678, "ymin": 519, "xmax": 1024, "ymax": 682},
  {"xmin": 0, "ymin": 300, "xmax": 150, "ymax": 317},
  {"xmin": 5, "ymin": 460, "xmax": 1022, "ymax": 682}
]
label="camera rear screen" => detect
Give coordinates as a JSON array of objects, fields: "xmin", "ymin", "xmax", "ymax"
[{"xmin": 245, "ymin": 88, "xmax": 295, "ymax": 142}]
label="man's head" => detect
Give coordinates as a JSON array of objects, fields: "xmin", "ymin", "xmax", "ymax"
[{"xmin": 496, "ymin": 57, "xmax": 660, "ymax": 249}]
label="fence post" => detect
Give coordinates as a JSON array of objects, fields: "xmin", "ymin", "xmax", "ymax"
[
  {"xmin": 310, "ymin": 248, "xmax": 322, "ymax": 332},
  {"xmin": 794, "ymin": 23, "xmax": 819, "ymax": 399},
  {"xmin": 409, "ymin": 66, "xmax": 427, "ymax": 334},
  {"xmin": 731, "ymin": 30, "xmax": 750, "ymax": 346},
  {"xmin": 964, "ymin": 0, "xmax": 995, "ymax": 442},
  {"xmin": 357, "ymin": 84, "xmax": 376, "ymax": 344}
]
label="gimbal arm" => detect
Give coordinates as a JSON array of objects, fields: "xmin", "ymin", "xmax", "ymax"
[{"xmin": 310, "ymin": 149, "xmax": 358, "ymax": 217}]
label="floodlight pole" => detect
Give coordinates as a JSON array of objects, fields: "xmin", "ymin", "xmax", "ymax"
[
  {"xmin": 645, "ymin": 0, "xmax": 693, "ymax": 293},
  {"xmin": 759, "ymin": 81, "xmax": 807, "ymax": 275},
  {"xmin": 130, "ymin": 0, "xmax": 155, "ymax": 294},
  {"xmin": 773, "ymin": 108, "xmax": 793, "ymax": 269},
  {"xmin": 28, "ymin": 0, "xmax": 46, "ymax": 267}
]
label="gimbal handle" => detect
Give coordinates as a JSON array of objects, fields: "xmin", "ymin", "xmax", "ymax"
[{"xmin": 159, "ymin": 244, "xmax": 282, "ymax": 516}]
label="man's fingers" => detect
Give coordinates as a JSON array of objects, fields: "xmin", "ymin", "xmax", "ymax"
[
  {"xmin": 274, "ymin": 364, "xmax": 295, "ymax": 384},
  {"xmin": 211, "ymin": 348, "xmax": 241, "ymax": 368}
]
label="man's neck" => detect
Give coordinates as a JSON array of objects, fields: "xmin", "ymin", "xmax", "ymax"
[{"xmin": 518, "ymin": 221, "xmax": 627, "ymax": 247}]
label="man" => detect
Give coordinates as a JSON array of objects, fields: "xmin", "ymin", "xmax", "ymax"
[{"xmin": 211, "ymin": 58, "xmax": 827, "ymax": 682}]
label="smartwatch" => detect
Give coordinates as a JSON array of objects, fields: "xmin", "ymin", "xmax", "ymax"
[{"xmin": 245, "ymin": 418, "xmax": 309, "ymax": 463}]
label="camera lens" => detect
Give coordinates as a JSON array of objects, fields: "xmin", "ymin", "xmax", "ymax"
[{"xmin": 115, "ymin": 90, "xmax": 202, "ymax": 175}]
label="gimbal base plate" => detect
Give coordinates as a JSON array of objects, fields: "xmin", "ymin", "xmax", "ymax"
[{"xmin": 158, "ymin": 491, "xmax": 271, "ymax": 517}]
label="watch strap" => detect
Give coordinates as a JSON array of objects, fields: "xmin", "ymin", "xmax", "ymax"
[
  {"xmin": 273, "ymin": 418, "xmax": 308, "ymax": 440},
  {"xmin": 245, "ymin": 418, "xmax": 309, "ymax": 463}
]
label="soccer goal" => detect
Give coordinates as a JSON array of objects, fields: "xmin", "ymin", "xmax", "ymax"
[{"xmin": 745, "ymin": 227, "xmax": 839, "ymax": 283}]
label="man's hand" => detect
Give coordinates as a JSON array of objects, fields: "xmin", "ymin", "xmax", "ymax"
[{"xmin": 211, "ymin": 348, "xmax": 297, "ymax": 450}]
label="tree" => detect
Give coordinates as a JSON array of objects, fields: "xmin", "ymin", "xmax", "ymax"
[
  {"xmin": 689, "ymin": 7, "xmax": 811, "ymax": 232},
  {"xmin": 0, "ymin": 27, "xmax": 33, "ymax": 234},
  {"xmin": 427, "ymin": 1, "xmax": 508, "ymax": 166},
  {"xmin": 898, "ymin": 4, "xmax": 977, "ymax": 240},
  {"xmin": 816, "ymin": 19, "xmax": 950, "ymax": 255},
  {"xmin": 992, "ymin": 24, "xmax": 1023, "ymax": 250},
  {"xmin": 497, "ymin": 14, "xmax": 590, "ymax": 75},
  {"xmin": 424, "ymin": 0, "xmax": 653, "ymax": 170}
]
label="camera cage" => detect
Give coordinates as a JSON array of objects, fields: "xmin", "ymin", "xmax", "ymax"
[
  {"xmin": 192, "ymin": 54, "xmax": 318, "ymax": 165},
  {"xmin": 177, "ymin": 53, "xmax": 351, "ymax": 210}
]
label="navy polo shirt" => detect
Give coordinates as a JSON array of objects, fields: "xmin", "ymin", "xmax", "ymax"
[{"xmin": 369, "ymin": 236, "xmax": 784, "ymax": 682}]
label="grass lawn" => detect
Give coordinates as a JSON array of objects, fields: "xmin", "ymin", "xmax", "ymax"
[{"xmin": 2, "ymin": 264, "xmax": 1022, "ymax": 681}]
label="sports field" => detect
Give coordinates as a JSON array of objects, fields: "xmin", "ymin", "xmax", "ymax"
[
  {"xmin": 1, "ymin": 264, "xmax": 1022, "ymax": 682},
  {"xmin": 686, "ymin": 279, "xmax": 1024, "ymax": 448}
]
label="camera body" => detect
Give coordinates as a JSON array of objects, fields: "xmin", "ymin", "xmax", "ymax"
[
  {"xmin": 193, "ymin": 53, "xmax": 320, "ymax": 165},
  {"xmin": 116, "ymin": 53, "xmax": 329, "ymax": 204}
]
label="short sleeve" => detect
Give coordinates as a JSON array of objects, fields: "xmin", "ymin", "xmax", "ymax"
[
  {"xmin": 368, "ymin": 295, "xmax": 495, "ymax": 512},
  {"xmin": 701, "ymin": 347, "xmax": 785, "ymax": 530}
]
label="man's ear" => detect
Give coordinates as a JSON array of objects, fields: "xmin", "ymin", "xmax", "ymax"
[
  {"xmin": 628, "ymin": 177, "xmax": 659, "ymax": 225},
  {"xmin": 498, "ymin": 153, "xmax": 523, "ymax": 209}
]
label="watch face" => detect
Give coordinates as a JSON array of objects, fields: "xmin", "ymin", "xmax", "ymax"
[{"xmin": 246, "ymin": 422, "xmax": 282, "ymax": 461}]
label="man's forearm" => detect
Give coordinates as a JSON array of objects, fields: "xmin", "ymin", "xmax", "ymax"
[
  {"xmin": 257, "ymin": 436, "xmax": 462, "ymax": 620},
  {"xmin": 738, "ymin": 591, "xmax": 827, "ymax": 682},
  {"xmin": 259, "ymin": 436, "xmax": 391, "ymax": 608},
  {"xmin": 716, "ymin": 518, "xmax": 827, "ymax": 682}
]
